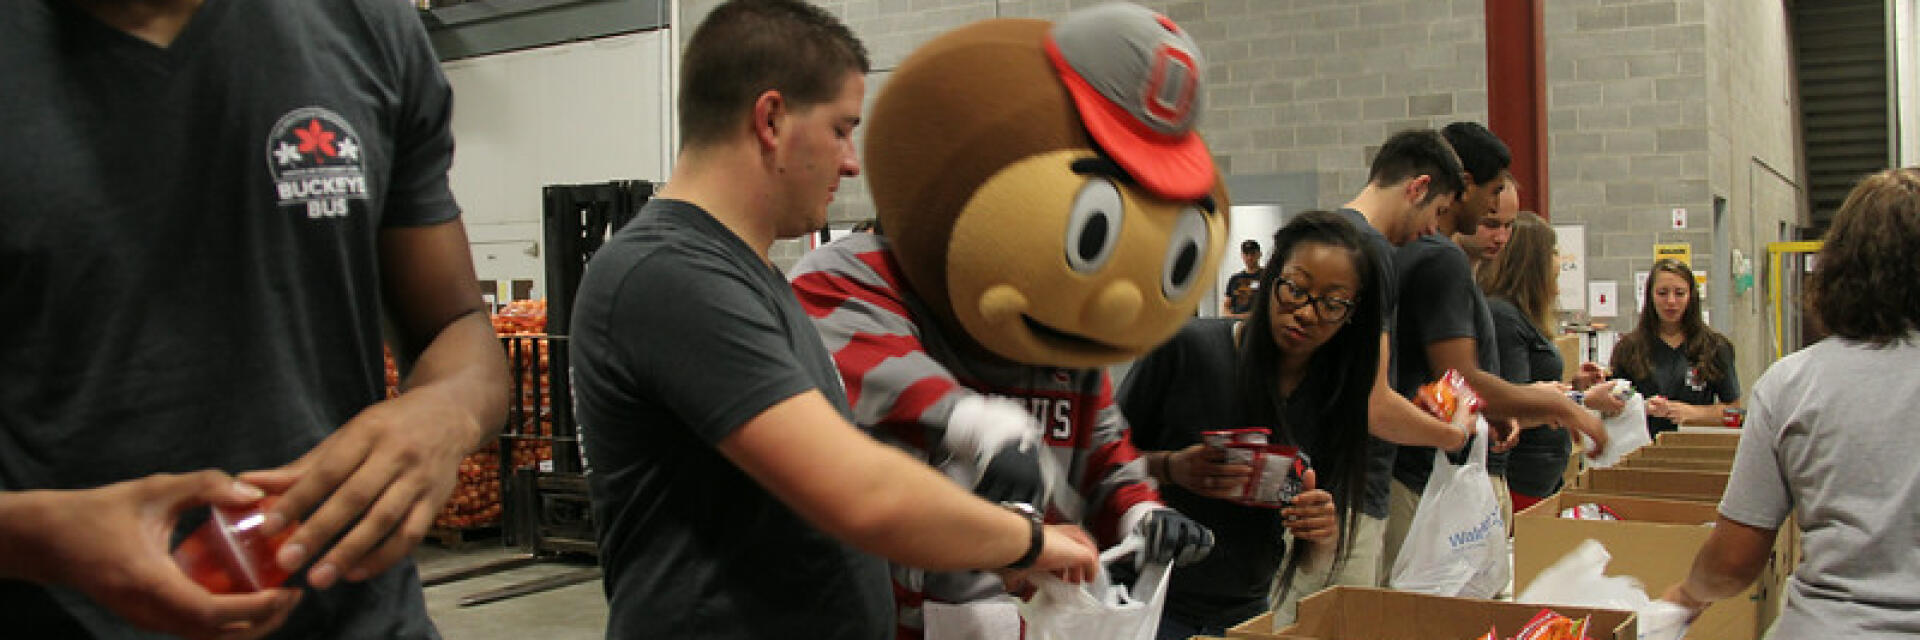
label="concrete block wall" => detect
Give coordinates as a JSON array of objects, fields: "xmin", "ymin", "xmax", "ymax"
[
  {"xmin": 678, "ymin": 0, "xmax": 1489, "ymax": 270},
  {"xmin": 1544, "ymin": 0, "xmax": 1799, "ymax": 383},
  {"xmin": 1543, "ymin": 0, "xmax": 1711, "ymax": 331},
  {"xmin": 1704, "ymin": 0, "xmax": 1801, "ymax": 386}
]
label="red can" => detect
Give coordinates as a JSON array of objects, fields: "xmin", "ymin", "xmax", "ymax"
[
  {"xmin": 1722, "ymin": 407, "xmax": 1746, "ymax": 428},
  {"xmin": 174, "ymin": 496, "xmax": 297, "ymax": 593}
]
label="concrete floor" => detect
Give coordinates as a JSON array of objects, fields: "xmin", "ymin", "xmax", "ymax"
[{"xmin": 415, "ymin": 543, "xmax": 608, "ymax": 639}]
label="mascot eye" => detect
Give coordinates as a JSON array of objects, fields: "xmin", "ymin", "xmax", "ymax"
[
  {"xmin": 1161, "ymin": 206, "xmax": 1210, "ymax": 300},
  {"xmin": 1065, "ymin": 178, "xmax": 1125, "ymax": 274}
]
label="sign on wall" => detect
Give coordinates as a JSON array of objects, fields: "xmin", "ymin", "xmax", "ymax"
[
  {"xmin": 1653, "ymin": 242, "xmax": 1692, "ymax": 267},
  {"xmin": 1553, "ymin": 224, "xmax": 1587, "ymax": 313}
]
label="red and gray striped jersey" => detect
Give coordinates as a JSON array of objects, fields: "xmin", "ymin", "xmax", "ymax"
[
  {"xmin": 791, "ymin": 232, "xmax": 1163, "ymax": 638},
  {"xmin": 790, "ymin": 232, "xmax": 1161, "ymax": 544}
]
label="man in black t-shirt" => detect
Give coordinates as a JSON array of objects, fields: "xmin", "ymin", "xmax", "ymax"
[
  {"xmin": 1381, "ymin": 123, "xmax": 1607, "ymax": 575},
  {"xmin": 568, "ymin": 3, "xmax": 1096, "ymax": 638},
  {"xmin": 1222, "ymin": 240, "xmax": 1263, "ymax": 318},
  {"xmin": 0, "ymin": 1, "xmax": 511, "ymax": 638}
]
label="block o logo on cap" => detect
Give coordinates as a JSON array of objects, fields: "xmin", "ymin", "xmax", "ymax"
[{"xmin": 1045, "ymin": 2, "xmax": 1214, "ymax": 201}]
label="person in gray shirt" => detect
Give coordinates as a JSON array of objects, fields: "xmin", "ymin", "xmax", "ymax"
[{"xmin": 1662, "ymin": 167, "xmax": 1920, "ymax": 637}]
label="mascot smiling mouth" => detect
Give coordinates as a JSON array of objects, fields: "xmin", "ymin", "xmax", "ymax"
[{"xmin": 1020, "ymin": 314, "xmax": 1125, "ymax": 353}]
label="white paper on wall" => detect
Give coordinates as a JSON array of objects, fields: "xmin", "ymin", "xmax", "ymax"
[
  {"xmin": 1554, "ymin": 224, "xmax": 1588, "ymax": 312},
  {"xmin": 1589, "ymin": 280, "xmax": 1619, "ymax": 317}
]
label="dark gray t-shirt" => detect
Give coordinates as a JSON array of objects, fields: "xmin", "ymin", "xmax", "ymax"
[
  {"xmin": 1, "ymin": 0, "xmax": 453, "ymax": 636},
  {"xmin": 1719, "ymin": 334, "xmax": 1920, "ymax": 638},
  {"xmin": 571, "ymin": 199, "xmax": 891, "ymax": 640},
  {"xmin": 1612, "ymin": 335, "xmax": 1740, "ymax": 436},
  {"xmin": 1119, "ymin": 319, "xmax": 1278, "ymax": 626},
  {"xmin": 1392, "ymin": 234, "xmax": 1504, "ymax": 491},
  {"xmin": 1337, "ymin": 208, "xmax": 1396, "ymax": 519},
  {"xmin": 1488, "ymin": 297, "xmax": 1569, "ymax": 498}
]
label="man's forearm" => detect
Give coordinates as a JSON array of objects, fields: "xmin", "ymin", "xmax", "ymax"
[
  {"xmin": 1368, "ymin": 382, "xmax": 1467, "ymax": 450},
  {"xmin": 1463, "ymin": 368, "xmax": 1571, "ymax": 426},
  {"xmin": 396, "ymin": 312, "xmax": 510, "ymax": 449},
  {"xmin": 0, "ymin": 491, "xmax": 54, "ymax": 582},
  {"xmin": 828, "ymin": 443, "xmax": 1034, "ymax": 571}
]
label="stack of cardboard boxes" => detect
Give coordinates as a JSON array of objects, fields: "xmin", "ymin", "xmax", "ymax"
[
  {"xmin": 1212, "ymin": 429, "xmax": 1801, "ymax": 640},
  {"xmin": 1514, "ymin": 429, "xmax": 1799, "ymax": 640}
]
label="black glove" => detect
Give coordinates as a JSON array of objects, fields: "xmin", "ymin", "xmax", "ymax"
[
  {"xmin": 1138, "ymin": 508, "xmax": 1214, "ymax": 566},
  {"xmin": 975, "ymin": 440, "xmax": 1043, "ymax": 504}
]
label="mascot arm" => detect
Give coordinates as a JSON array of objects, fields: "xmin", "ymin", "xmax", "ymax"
[
  {"xmin": 790, "ymin": 240, "xmax": 1019, "ymax": 457},
  {"xmin": 1081, "ymin": 380, "xmax": 1165, "ymax": 546}
]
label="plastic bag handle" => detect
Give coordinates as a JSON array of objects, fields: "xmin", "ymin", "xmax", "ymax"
[{"xmin": 1431, "ymin": 418, "xmax": 1490, "ymax": 470}]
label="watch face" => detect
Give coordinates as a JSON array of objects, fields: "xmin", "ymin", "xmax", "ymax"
[{"xmin": 1000, "ymin": 501, "xmax": 1041, "ymax": 521}]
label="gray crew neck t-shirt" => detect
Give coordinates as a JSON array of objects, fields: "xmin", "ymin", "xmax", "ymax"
[{"xmin": 1719, "ymin": 333, "xmax": 1920, "ymax": 638}]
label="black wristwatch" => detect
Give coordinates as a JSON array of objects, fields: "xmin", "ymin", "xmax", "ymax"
[{"xmin": 999, "ymin": 501, "xmax": 1043, "ymax": 570}]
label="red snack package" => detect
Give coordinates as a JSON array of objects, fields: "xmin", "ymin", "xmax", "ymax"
[
  {"xmin": 1200, "ymin": 428, "xmax": 1310, "ymax": 508},
  {"xmin": 1470, "ymin": 627, "xmax": 1497, "ymax": 640},
  {"xmin": 174, "ymin": 496, "xmax": 297, "ymax": 593},
  {"xmin": 1415, "ymin": 369, "xmax": 1484, "ymax": 429},
  {"xmin": 1514, "ymin": 608, "xmax": 1592, "ymax": 640}
]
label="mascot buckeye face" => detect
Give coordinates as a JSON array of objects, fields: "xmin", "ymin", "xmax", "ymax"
[{"xmin": 865, "ymin": 3, "xmax": 1228, "ymax": 368}]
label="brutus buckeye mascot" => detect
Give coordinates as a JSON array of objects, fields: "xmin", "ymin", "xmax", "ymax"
[{"xmin": 790, "ymin": 4, "xmax": 1229, "ymax": 637}]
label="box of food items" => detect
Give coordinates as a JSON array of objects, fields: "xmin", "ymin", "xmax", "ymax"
[
  {"xmin": 1511, "ymin": 491, "xmax": 1776, "ymax": 639},
  {"xmin": 1225, "ymin": 587, "xmax": 1635, "ymax": 640}
]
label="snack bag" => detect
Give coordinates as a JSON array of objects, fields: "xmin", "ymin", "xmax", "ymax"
[
  {"xmin": 1558, "ymin": 502, "xmax": 1624, "ymax": 521},
  {"xmin": 1513, "ymin": 609, "xmax": 1591, "ymax": 640},
  {"xmin": 1416, "ymin": 369, "xmax": 1484, "ymax": 429}
]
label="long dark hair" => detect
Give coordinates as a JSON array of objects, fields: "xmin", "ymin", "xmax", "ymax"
[
  {"xmin": 1613, "ymin": 259, "xmax": 1730, "ymax": 383},
  {"xmin": 1809, "ymin": 168, "xmax": 1920, "ymax": 346},
  {"xmin": 1236, "ymin": 210, "xmax": 1383, "ymax": 599}
]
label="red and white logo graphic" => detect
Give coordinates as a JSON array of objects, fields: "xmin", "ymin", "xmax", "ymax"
[
  {"xmin": 266, "ymin": 107, "xmax": 369, "ymax": 220},
  {"xmin": 1142, "ymin": 44, "xmax": 1198, "ymax": 128}
]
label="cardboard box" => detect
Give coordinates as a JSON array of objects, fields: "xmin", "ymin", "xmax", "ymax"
[
  {"xmin": 1616, "ymin": 455, "xmax": 1733, "ymax": 472},
  {"xmin": 1630, "ymin": 445, "xmax": 1738, "ymax": 463},
  {"xmin": 1577, "ymin": 468, "xmax": 1729, "ymax": 502},
  {"xmin": 1556, "ymin": 335, "xmax": 1583, "ymax": 382},
  {"xmin": 1228, "ymin": 587, "xmax": 1637, "ymax": 640},
  {"xmin": 1513, "ymin": 491, "xmax": 1761, "ymax": 640},
  {"xmin": 1655, "ymin": 431, "xmax": 1741, "ymax": 448}
]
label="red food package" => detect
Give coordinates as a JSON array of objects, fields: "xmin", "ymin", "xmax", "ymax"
[
  {"xmin": 174, "ymin": 496, "xmax": 297, "ymax": 594},
  {"xmin": 1199, "ymin": 428, "xmax": 1311, "ymax": 508},
  {"xmin": 1514, "ymin": 608, "xmax": 1591, "ymax": 640},
  {"xmin": 1470, "ymin": 627, "xmax": 1496, "ymax": 640},
  {"xmin": 1415, "ymin": 369, "xmax": 1484, "ymax": 428}
]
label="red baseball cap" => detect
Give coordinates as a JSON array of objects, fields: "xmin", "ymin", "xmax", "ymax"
[{"xmin": 1044, "ymin": 3, "xmax": 1215, "ymax": 201}]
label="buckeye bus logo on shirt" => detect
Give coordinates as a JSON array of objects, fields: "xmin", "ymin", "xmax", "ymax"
[{"xmin": 266, "ymin": 107, "xmax": 369, "ymax": 220}]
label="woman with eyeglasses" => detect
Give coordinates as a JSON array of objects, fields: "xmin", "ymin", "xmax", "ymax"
[
  {"xmin": 1579, "ymin": 258, "xmax": 1740, "ymax": 437},
  {"xmin": 1118, "ymin": 210, "xmax": 1383, "ymax": 637}
]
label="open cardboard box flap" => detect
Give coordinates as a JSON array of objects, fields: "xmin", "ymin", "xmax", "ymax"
[
  {"xmin": 1229, "ymin": 587, "xmax": 1636, "ymax": 640},
  {"xmin": 1577, "ymin": 468, "xmax": 1729, "ymax": 502}
]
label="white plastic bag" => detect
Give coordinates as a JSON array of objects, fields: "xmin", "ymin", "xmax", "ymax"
[
  {"xmin": 1516, "ymin": 539, "xmax": 1650, "ymax": 610},
  {"xmin": 1585, "ymin": 393, "xmax": 1653, "ymax": 468},
  {"xmin": 1020, "ymin": 536, "xmax": 1170, "ymax": 640},
  {"xmin": 924, "ymin": 597, "xmax": 1023, "ymax": 640},
  {"xmin": 1514, "ymin": 539, "xmax": 1692, "ymax": 640},
  {"xmin": 1389, "ymin": 418, "xmax": 1510, "ymax": 598}
]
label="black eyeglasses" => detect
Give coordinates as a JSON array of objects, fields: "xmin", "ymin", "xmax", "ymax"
[{"xmin": 1271, "ymin": 276, "xmax": 1354, "ymax": 323}]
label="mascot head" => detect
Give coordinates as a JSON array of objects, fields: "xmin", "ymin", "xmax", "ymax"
[{"xmin": 865, "ymin": 2, "xmax": 1229, "ymax": 368}]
